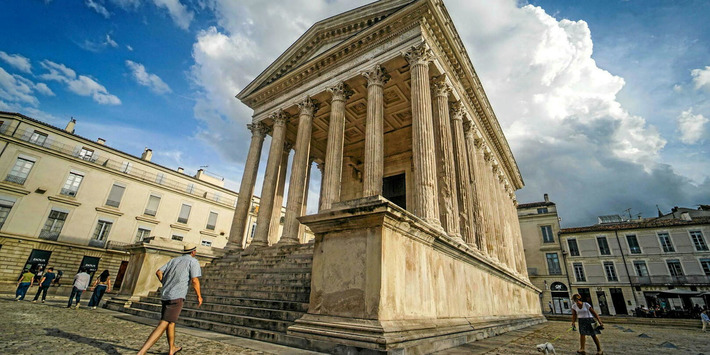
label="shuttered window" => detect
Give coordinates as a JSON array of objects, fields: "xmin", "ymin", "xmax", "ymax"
[
  {"xmin": 177, "ymin": 204, "xmax": 191, "ymax": 224},
  {"xmin": 206, "ymin": 212, "xmax": 218, "ymax": 230},
  {"xmin": 105, "ymin": 184, "xmax": 126, "ymax": 207},
  {"xmin": 144, "ymin": 195, "xmax": 161, "ymax": 216}
]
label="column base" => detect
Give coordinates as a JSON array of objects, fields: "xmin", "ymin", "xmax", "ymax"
[{"xmin": 276, "ymin": 237, "xmax": 300, "ymax": 246}]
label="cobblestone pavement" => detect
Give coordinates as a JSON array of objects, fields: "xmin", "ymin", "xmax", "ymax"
[{"xmin": 439, "ymin": 321, "xmax": 710, "ymax": 354}]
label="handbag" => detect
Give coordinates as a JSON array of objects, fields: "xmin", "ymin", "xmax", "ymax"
[{"xmin": 592, "ymin": 320, "xmax": 604, "ymax": 331}]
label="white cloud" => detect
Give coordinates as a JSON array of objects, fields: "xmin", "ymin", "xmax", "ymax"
[
  {"xmin": 126, "ymin": 45, "xmax": 134, "ymax": 51},
  {"xmin": 125, "ymin": 60, "xmax": 172, "ymax": 94},
  {"xmin": 85, "ymin": 0, "xmax": 111, "ymax": 18},
  {"xmin": 78, "ymin": 33, "xmax": 120, "ymax": 52},
  {"xmin": 0, "ymin": 51, "xmax": 32, "ymax": 73},
  {"xmin": 691, "ymin": 66, "xmax": 710, "ymax": 91},
  {"xmin": 0, "ymin": 67, "xmax": 39, "ymax": 106},
  {"xmin": 105, "ymin": 34, "xmax": 119, "ymax": 48},
  {"xmin": 677, "ymin": 108, "xmax": 708, "ymax": 144},
  {"xmin": 152, "ymin": 0, "xmax": 194, "ymax": 30},
  {"xmin": 39, "ymin": 60, "xmax": 120, "ymax": 105}
]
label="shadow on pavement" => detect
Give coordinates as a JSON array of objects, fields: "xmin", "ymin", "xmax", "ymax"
[{"xmin": 44, "ymin": 328, "xmax": 137, "ymax": 354}]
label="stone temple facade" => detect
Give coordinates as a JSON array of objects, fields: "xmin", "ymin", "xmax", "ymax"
[
  {"xmin": 226, "ymin": 0, "xmax": 542, "ymax": 352},
  {"xmin": 110, "ymin": 0, "xmax": 543, "ymax": 354}
]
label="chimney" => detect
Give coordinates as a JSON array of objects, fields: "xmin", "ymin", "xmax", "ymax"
[
  {"xmin": 177, "ymin": 167, "xmax": 184, "ymax": 174},
  {"xmin": 544, "ymin": 193, "xmax": 549, "ymax": 202},
  {"xmin": 141, "ymin": 148, "xmax": 153, "ymax": 162},
  {"xmin": 97, "ymin": 138, "xmax": 106, "ymax": 145},
  {"xmin": 65, "ymin": 118, "xmax": 76, "ymax": 133}
]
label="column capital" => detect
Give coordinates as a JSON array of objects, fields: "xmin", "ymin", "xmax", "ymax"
[
  {"xmin": 362, "ymin": 65, "xmax": 391, "ymax": 87},
  {"xmin": 431, "ymin": 75, "xmax": 450, "ymax": 98},
  {"xmin": 483, "ymin": 146, "xmax": 493, "ymax": 162},
  {"xmin": 328, "ymin": 82, "xmax": 354, "ymax": 102},
  {"xmin": 450, "ymin": 101, "xmax": 466, "ymax": 121},
  {"xmin": 404, "ymin": 42, "xmax": 434, "ymax": 67},
  {"xmin": 247, "ymin": 122, "xmax": 269, "ymax": 138},
  {"xmin": 297, "ymin": 96, "xmax": 320, "ymax": 116},
  {"xmin": 271, "ymin": 110, "xmax": 289, "ymax": 126}
]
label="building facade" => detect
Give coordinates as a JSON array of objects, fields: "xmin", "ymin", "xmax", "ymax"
[
  {"xmin": 517, "ymin": 194, "xmax": 571, "ymax": 314},
  {"xmin": 0, "ymin": 112, "xmax": 262, "ymax": 289},
  {"xmin": 559, "ymin": 207, "xmax": 710, "ymax": 316}
]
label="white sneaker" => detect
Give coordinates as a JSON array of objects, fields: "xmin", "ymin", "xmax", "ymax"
[{"xmin": 92, "ymin": 306, "xmax": 97, "ymax": 309}]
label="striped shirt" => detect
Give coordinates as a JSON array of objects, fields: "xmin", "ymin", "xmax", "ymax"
[{"xmin": 159, "ymin": 254, "xmax": 201, "ymax": 301}]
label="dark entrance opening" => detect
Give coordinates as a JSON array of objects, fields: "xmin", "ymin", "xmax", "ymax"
[
  {"xmin": 578, "ymin": 288, "xmax": 592, "ymax": 304},
  {"xmin": 382, "ymin": 173, "xmax": 406, "ymax": 210},
  {"xmin": 113, "ymin": 261, "xmax": 129, "ymax": 290},
  {"xmin": 610, "ymin": 288, "xmax": 628, "ymax": 315},
  {"xmin": 24, "ymin": 249, "xmax": 52, "ymax": 274},
  {"xmin": 596, "ymin": 290, "xmax": 610, "ymax": 315},
  {"xmin": 79, "ymin": 256, "xmax": 101, "ymax": 282}
]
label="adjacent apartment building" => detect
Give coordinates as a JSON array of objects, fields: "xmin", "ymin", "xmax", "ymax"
[{"xmin": 0, "ymin": 112, "xmax": 262, "ymax": 290}]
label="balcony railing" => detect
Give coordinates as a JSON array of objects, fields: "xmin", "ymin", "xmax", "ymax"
[
  {"xmin": 60, "ymin": 188, "xmax": 77, "ymax": 197},
  {"xmin": 5, "ymin": 174, "xmax": 27, "ymax": 185},
  {"xmin": 1, "ymin": 121, "xmax": 236, "ymax": 207},
  {"xmin": 38, "ymin": 231, "xmax": 60, "ymax": 241},
  {"xmin": 630, "ymin": 275, "xmax": 710, "ymax": 285},
  {"xmin": 144, "ymin": 209, "xmax": 157, "ymax": 217},
  {"xmin": 88, "ymin": 239, "xmax": 106, "ymax": 248}
]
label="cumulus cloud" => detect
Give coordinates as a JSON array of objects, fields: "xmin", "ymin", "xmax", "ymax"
[
  {"xmin": 692, "ymin": 66, "xmax": 710, "ymax": 91},
  {"xmin": 677, "ymin": 108, "xmax": 708, "ymax": 144},
  {"xmin": 152, "ymin": 0, "xmax": 194, "ymax": 30},
  {"xmin": 125, "ymin": 60, "xmax": 172, "ymax": 94},
  {"xmin": 39, "ymin": 60, "xmax": 120, "ymax": 105},
  {"xmin": 85, "ymin": 0, "xmax": 111, "ymax": 18},
  {"xmin": 78, "ymin": 33, "xmax": 120, "ymax": 52},
  {"xmin": 0, "ymin": 66, "xmax": 55, "ymax": 108},
  {"xmin": 0, "ymin": 51, "xmax": 32, "ymax": 73}
]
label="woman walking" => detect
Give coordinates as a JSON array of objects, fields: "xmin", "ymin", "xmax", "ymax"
[
  {"xmin": 571, "ymin": 294, "xmax": 604, "ymax": 355},
  {"xmin": 88, "ymin": 270, "xmax": 112, "ymax": 309},
  {"xmin": 15, "ymin": 268, "xmax": 35, "ymax": 301}
]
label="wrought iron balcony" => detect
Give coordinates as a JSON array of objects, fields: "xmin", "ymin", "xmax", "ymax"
[{"xmin": 630, "ymin": 275, "xmax": 710, "ymax": 285}]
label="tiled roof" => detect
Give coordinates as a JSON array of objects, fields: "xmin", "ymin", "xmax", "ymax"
[
  {"xmin": 517, "ymin": 201, "xmax": 555, "ymax": 209},
  {"xmin": 560, "ymin": 216, "xmax": 710, "ymax": 234}
]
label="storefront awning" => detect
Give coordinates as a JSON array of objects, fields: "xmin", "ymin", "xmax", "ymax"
[{"xmin": 657, "ymin": 290, "xmax": 702, "ymax": 297}]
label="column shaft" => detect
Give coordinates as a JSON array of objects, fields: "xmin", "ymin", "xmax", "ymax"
[
  {"xmin": 362, "ymin": 66, "xmax": 389, "ymax": 197},
  {"xmin": 298, "ymin": 160, "xmax": 313, "ymax": 242},
  {"xmin": 229, "ymin": 122, "xmax": 267, "ymax": 247},
  {"xmin": 268, "ymin": 145, "xmax": 290, "ymax": 245},
  {"xmin": 451, "ymin": 103, "xmax": 477, "ymax": 247},
  {"xmin": 252, "ymin": 112, "xmax": 288, "ymax": 247},
  {"xmin": 280, "ymin": 97, "xmax": 318, "ymax": 244},
  {"xmin": 321, "ymin": 83, "xmax": 352, "ymax": 209}
]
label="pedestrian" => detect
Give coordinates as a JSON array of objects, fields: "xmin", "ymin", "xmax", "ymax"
[
  {"xmin": 701, "ymin": 310, "xmax": 710, "ymax": 332},
  {"xmin": 137, "ymin": 244, "xmax": 203, "ymax": 355},
  {"xmin": 14, "ymin": 268, "xmax": 35, "ymax": 301},
  {"xmin": 53, "ymin": 270, "xmax": 63, "ymax": 287},
  {"xmin": 87, "ymin": 269, "xmax": 112, "ymax": 309},
  {"xmin": 67, "ymin": 267, "xmax": 91, "ymax": 309},
  {"xmin": 33, "ymin": 266, "xmax": 44, "ymax": 284},
  {"xmin": 32, "ymin": 267, "xmax": 57, "ymax": 303},
  {"xmin": 548, "ymin": 301, "xmax": 554, "ymax": 314},
  {"xmin": 571, "ymin": 293, "xmax": 604, "ymax": 355}
]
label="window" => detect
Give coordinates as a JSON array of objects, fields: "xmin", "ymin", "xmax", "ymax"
[
  {"xmin": 29, "ymin": 130, "xmax": 48, "ymax": 145},
  {"xmin": 120, "ymin": 161, "xmax": 132, "ymax": 173},
  {"xmin": 546, "ymin": 253, "xmax": 561, "ymax": 275},
  {"xmin": 700, "ymin": 259, "xmax": 710, "ymax": 276},
  {"xmin": 155, "ymin": 173, "xmax": 165, "ymax": 185},
  {"xmin": 0, "ymin": 199, "xmax": 14, "ymax": 229},
  {"xmin": 186, "ymin": 183, "xmax": 195, "ymax": 194},
  {"xmin": 105, "ymin": 184, "xmax": 125, "ymax": 208},
  {"xmin": 626, "ymin": 234, "xmax": 641, "ymax": 254},
  {"xmin": 201, "ymin": 240, "xmax": 212, "ymax": 247},
  {"xmin": 604, "ymin": 261, "xmax": 618, "ymax": 281},
  {"xmin": 177, "ymin": 204, "xmax": 191, "ymax": 224},
  {"xmin": 667, "ymin": 259, "xmax": 683, "ymax": 277},
  {"xmin": 573, "ymin": 263, "xmax": 586, "ymax": 282},
  {"xmin": 39, "ymin": 210, "xmax": 68, "ymax": 240},
  {"xmin": 144, "ymin": 195, "xmax": 161, "ymax": 217},
  {"xmin": 93, "ymin": 220, "xmax": 113, "ymax": 241},
  {"xmin": 567, "ymin": 238, "xmax": 580, "ymax": 256},
  {"xmin": 60, "ymin": 172, "xmax": 83, "ymax": 196},
  {"xmin": 597, "ymin": 236, "xmax": 611, "ymax": 255},
  {"xmin": 136, "ymin": 228, "xmax": 151, "ymax": 242},
  {"xmin": 633, "ymin": 260, "xmax": 649, "ymax": 277},
  {"xmin": 541, "ymin": 225, "xmax": 554, "ymax": 243},
  {"xmin": 690, "ymin": 231, "xmax": 708, "ymax": 251},
  {"xmin": 78, "ymin": 147, "xmax": 94, "ymax": 161},
  {"xmin": 537, "ymin": 207, "xmax": 548, "ymax": 214},
  {"xmin": 206, "ymin": 211, "xmax": 218, "ymax": 231},
  {"xmin": 171, "ymin": 234, "xmax": 183, "ymax": 241},
  {"xmin": 658, "ymin": 232, "xmax": 675, "ymax": 252},
  {"xmin": 6, "ymin": 157, "xmax": 34, "ymax": 185}
]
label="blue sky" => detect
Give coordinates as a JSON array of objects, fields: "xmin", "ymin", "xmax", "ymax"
[{"xmin": 0, "ymin": 0, "xmax": 708, "ymax": 226}]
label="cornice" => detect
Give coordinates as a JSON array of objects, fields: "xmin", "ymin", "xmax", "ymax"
[{"xmin": 48, "ymin": 195, "xmax": 81, "ymax": 207}]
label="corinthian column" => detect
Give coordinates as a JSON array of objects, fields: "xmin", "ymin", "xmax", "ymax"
[
  {"xmin": 251, "ymin": 111, "xmax": 289, "ymax": 248},
  {"xmin": 268, "ymin": 143, "xmax": 291, "ymax": 245},
  {"xmin": 298, "ymin": 159, "xmax": 313, "ymax": 242},
  {"xmin": 280, "ymin": 97, "xmax": 319, "ymax": 245},
  {"xmin": 451, "ymin": 103, "xmax": 476, "ymax": 247},
  {"xmin": 362, "ymin": 66, "xmax": 390, "ymax": 197},
  {"xmin": 404, "ymin": 43, "xmax": 441, "ymax": 228},
  {"xmin": 229, "ymin": 122, "xmax": 268, "ymax": 247},
  {"xmin": 321, "ymin": 82, "xmax": 353, "ymax": 210},
  {"xmin": 466, "ymin": 124, "xmax": 491, "ymax": 256},
  {"xmin": 431, "ymin": 75, "xmax": 461, "ymax": 240}
]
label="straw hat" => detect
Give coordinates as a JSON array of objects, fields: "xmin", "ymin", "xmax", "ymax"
[{"xmin": 183, "ymin": 243, "xmax": 197, "ymax": 253}]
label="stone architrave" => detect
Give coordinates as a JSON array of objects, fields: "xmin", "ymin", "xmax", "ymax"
[
  {"xmin": 362, "ymin": 66, "xmax": 390, "ymax": 197},
  {"xmin": 321, "ymin": 82, "xmax": 353, "ymax": 210},
  {"xmin": 229, "ymin": 122, "xmax": 268, "ymax": 247},
  {"xmin": 450, "ymin": 102, "xmax": 476, "ymax": 247},
  {"xmin": 431, "ymin": 75, "xmax": 461, "ymax": 240},
  {"xmin": 251, "ymin": 111, "xmax": 288, "ymax": 248},
  {"xmin": 280, "ymin": 97, "xmax": 319, "ymax": 245},
  {"xmin": 268, "ymin": 143, "xmax": 291, "ymax": 245},
  {"xmin": 404, "ymin": 43, "xmax": 441, "ymax": 228}
]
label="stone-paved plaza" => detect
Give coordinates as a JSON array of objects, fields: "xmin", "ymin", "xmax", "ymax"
[{"xmin": 0, "ymin": 296, "xmax": 708, "ymax": 354}]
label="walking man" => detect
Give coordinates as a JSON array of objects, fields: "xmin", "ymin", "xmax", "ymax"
[
  {"xmin": 137, "ymin": 244, "xmax": 202, "ymax": 355},
  {"xmin": 67, "ymin": 267, "xmax": 90, "ymax": 309},
  {"xmin": 32, "ymin": 267, "xmax": 56, "ymax": 303}
]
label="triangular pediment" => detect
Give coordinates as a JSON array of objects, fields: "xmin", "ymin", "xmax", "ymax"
[{"xmin": 236, "ymin": 0, "xmax": 418, "ymax": 100}]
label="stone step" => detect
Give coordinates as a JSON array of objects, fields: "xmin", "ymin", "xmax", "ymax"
[
  {"xmin": 204, "ymin": 267, "xmax": 312, "ymax": 275},
  {"xmin": 141, "ymin": 293, "xmax": 309, "ymax": 313},
  {"xmin": 201, "ymin": 277, "xmax": 310, "ymax": 287},
  {"xmin": 199, "ymin": 289, "xmax": 310, "ymax": 302},
  {"xmin": 138, "ymin": 297, "xmax": 304, "ymax": 321},
  {"xmin": 209, "ymin": 259, "xmax": 313, "ymax": 268},
  {"xmin": 203, "ymin": 283, "xmax": 310, "ymax": 294}
]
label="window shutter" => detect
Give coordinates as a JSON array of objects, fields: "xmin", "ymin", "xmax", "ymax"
[
  {"xmin": 91, "ymin": 151, "xmax": 100, "ymax": 163},
  {"xmin": 207, "ymin": 212, "xmax": 218, "ymax": 230},
  {"xmin": 106, "ymin": 184, "xmax": 125, "ymax": 207},
  {"xmin": 178, "ymin": 204, "xmax": 191, "ymax": 223}
]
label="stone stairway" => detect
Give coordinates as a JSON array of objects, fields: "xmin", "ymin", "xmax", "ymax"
[{"xmin": 106, "ymin": 244, "xmax": 319, "ymax": 349}]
